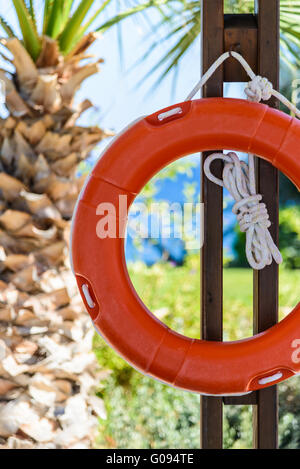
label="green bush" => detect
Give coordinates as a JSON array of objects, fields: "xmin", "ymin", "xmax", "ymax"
[
  {"xmin": 278, "ymin": 377, "xmax": 300, "ymax": 448},
  {"xmin": 223, "ymin": 406, "xmax": 253, "ymax": 449},
  {"xmin": 279, "ymin": 205, "xmax": 300, "ymax": 269},
  {"xmin": 232, "ymin": 205, "xmax": 300, "ymax": 268},
  {"xmin": 94, "ymin": 366, "xmax": 200, "ymax": 449}
]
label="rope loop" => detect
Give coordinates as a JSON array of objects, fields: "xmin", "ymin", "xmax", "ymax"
[{"xmin": 185, "ymin": 50, "xmax": 300, "ymax": 119}]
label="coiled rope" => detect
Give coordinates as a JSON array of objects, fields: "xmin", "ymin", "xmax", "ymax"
[{"xmin": 185, "ymin": 51, "xmax": 300, "ymax": 270}]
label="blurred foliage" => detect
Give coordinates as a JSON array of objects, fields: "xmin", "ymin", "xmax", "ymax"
[
  {"xmin": 95, "ymin": 373, "xmax": 200, "ymax": 449},
  {"xmin": 280, "ymin": 173, "xmax": 300, "ymax": 206},
  {"xmin": 223, "ymin": 406, "xmax": 253, "ymax": 449},
  {"xmin": 279, "ymin": 379, "xmax": 300, "ymax": 448},
  {"xmin": 93, "ymin": 258, "xmax": 300, "ymax": 448},
  {"xmin": 279, "ymin": 205, "xmax": 300, "ymax": 269},
  {"xmin": 232, "ymin": 204, "xmax": 300, "ymax": 269},
  {"xmin": 140, "ymin": 157, "xmax": 197, "ymax": 207},
  {"xmin": 95, "ymin": 0, "xmax": 300, "ymax": 87}
]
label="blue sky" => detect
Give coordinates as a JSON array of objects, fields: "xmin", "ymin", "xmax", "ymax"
[
  {"xmin": 73, "ymin": 7, "xmax": 245, "ymax": 145},
  {"xmin": 75, "ymin": 8, "xmax": 201, "ymax": 137}
]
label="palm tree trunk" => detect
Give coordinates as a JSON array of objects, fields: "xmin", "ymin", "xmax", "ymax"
[{"xmin": 0, "ymin": 36, "xmax": 109, "ymax": 449}]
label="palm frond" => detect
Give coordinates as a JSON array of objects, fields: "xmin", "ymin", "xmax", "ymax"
[
  {"xmin": 42, "ymin": 0, "xmax": 53, "ymax": 34},
  {"xmin": 44, "ymin": 0, "xmax": 65, "ymax": 38},
  {"xmin": 11, "ymin": 0, "xmax": 41, "ymax": 60},
  {"xmin": 61, "ymin": 0, "xmax": 75, "ymax": 28},
  {"xmin": 96, "ymin": 0, "xmax": 169, "ymax": 33},
  {"xmin": 0, "ymin": 15, "xmax": 16, "ymax": 37},
  {"xmin": 25, "ymin": 0, "xmax": 37, "ymax": 32},
  {"xmin": 58, "ymin": 0, "xmax": 96, "ymax": 54},
  {"xmin": 80, "ymin": 0, "xmax": 112, "ymax": 35},
  {"xmin": 105, "ymin": 0, "xmax": 300, "ymax": 88},
  {"xmin": 44, "ymin": 0, "xmax": 76, "ymax": 38},
  {"xmin": 280, "ymin": 37, "xmax": 300, "ymax": 69},
  {"xmin": 67, "ymin": 0, "xmax": 112, "ymax": 54},
  {"xmin": 118, "ymin": 1, "xmax": 200, "ymax": 87},
  {"xmin": 140, "ymin": 15, "xmax": 200, "ymax": 93}
]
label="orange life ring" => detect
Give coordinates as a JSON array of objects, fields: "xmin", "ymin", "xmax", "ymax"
[{"xmin": 71, "ymin": 98, "xmax": 300, "ymax": 395}]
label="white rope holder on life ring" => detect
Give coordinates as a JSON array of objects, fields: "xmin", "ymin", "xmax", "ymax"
[{"xmin": 183, "ymin": 50, "xmax": 300, "ymax": 270}]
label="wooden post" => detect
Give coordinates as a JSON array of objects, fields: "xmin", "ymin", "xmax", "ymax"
[
  {"xmin": 252, "ymin": 0, "xmax": 280, "ymax": 449},
  {"xmin": 200, "ymin": 0, "xmax": 224, "ymax": 450},
  {"xmin": 200, "ymin": 0, "xmax": 279, "ymax": 449}
]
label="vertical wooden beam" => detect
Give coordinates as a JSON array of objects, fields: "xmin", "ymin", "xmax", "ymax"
[
  {"xmin": 253, "ymin": 0, "xmax": 280, "ymax": 449},
  {"xmin": 224, "ymin": 14, "xmax": 258, "ymax": 82},
  {"xmin": 200, "ymin": 0, "xmax": 279, "ymax": 449},
  {"xmin": 200, "ymin": 0, "xmax": 224, "ymax": 449}
]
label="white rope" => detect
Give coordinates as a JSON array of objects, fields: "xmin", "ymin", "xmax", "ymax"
[
  {"xmin": 185, "ymin": 50, "xmax": 295, "ymax": 270},
  {"xmin": 185, "ymin": 51, "xmax": 300, "ymax": 119},
  {"xmin": 204, "ymin": 151, "xmax": 282, "ymax": 269}
]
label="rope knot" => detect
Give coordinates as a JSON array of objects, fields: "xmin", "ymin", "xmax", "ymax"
[
  {"xmin": 233, "ymin": 196, "xmax": 271, "ymax": 233},
  {"xmin": 245, "ymin": 75, "xmax": 273, "ymax": 102},
  {"xmin": 203, "ymin": 152, "xmax": 282, "ymax": 270}
]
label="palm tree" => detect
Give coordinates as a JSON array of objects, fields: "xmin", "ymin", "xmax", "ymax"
[{"xmin": 0, "ymin": 0, "xmax": 129, "ymax": 449}]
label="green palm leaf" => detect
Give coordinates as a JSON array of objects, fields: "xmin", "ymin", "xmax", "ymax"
[
  {"xmin": 61, "ymin": 0, "xmax": 75, "ymax": 29},
  {"xmin": 43, "ymin": 0, "xmax": 75, "ymax": 38},
  {"xmin": 58, "ymin": 0, "xmax": 96, "ymax": 54},
  {"xmin": 44, "ymin": 0, "xmax": 64, "ymax": 38},
  {"xmin": 96, "ymin": 0, "xmax": 169, "ymax": 33},
  {"xmin": 11, "ymin": 0, "xmax": 41, "ymax": 60},
  {"xmin": 43, "ymin": 0, "xmax": 53, "ymax": 34},
  {"xmin": 66, "ymin": 0, "xmax": 113, "ymax": 56},
  {"xmin": 25, "ymin": 0, "xmax": 37, "ymax": 31},
  {"xmin": 0, "ymin": 15, "xmax": 16, "ymax": 37}
]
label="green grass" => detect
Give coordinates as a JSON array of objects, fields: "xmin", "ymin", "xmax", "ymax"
[
  {"xmin": 223, "ymin": 268, "xmax": 300, "ymax": 341},
  {"xmin": 93, "ymin": 258, "xmax": 300, "ymax": 449}
]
